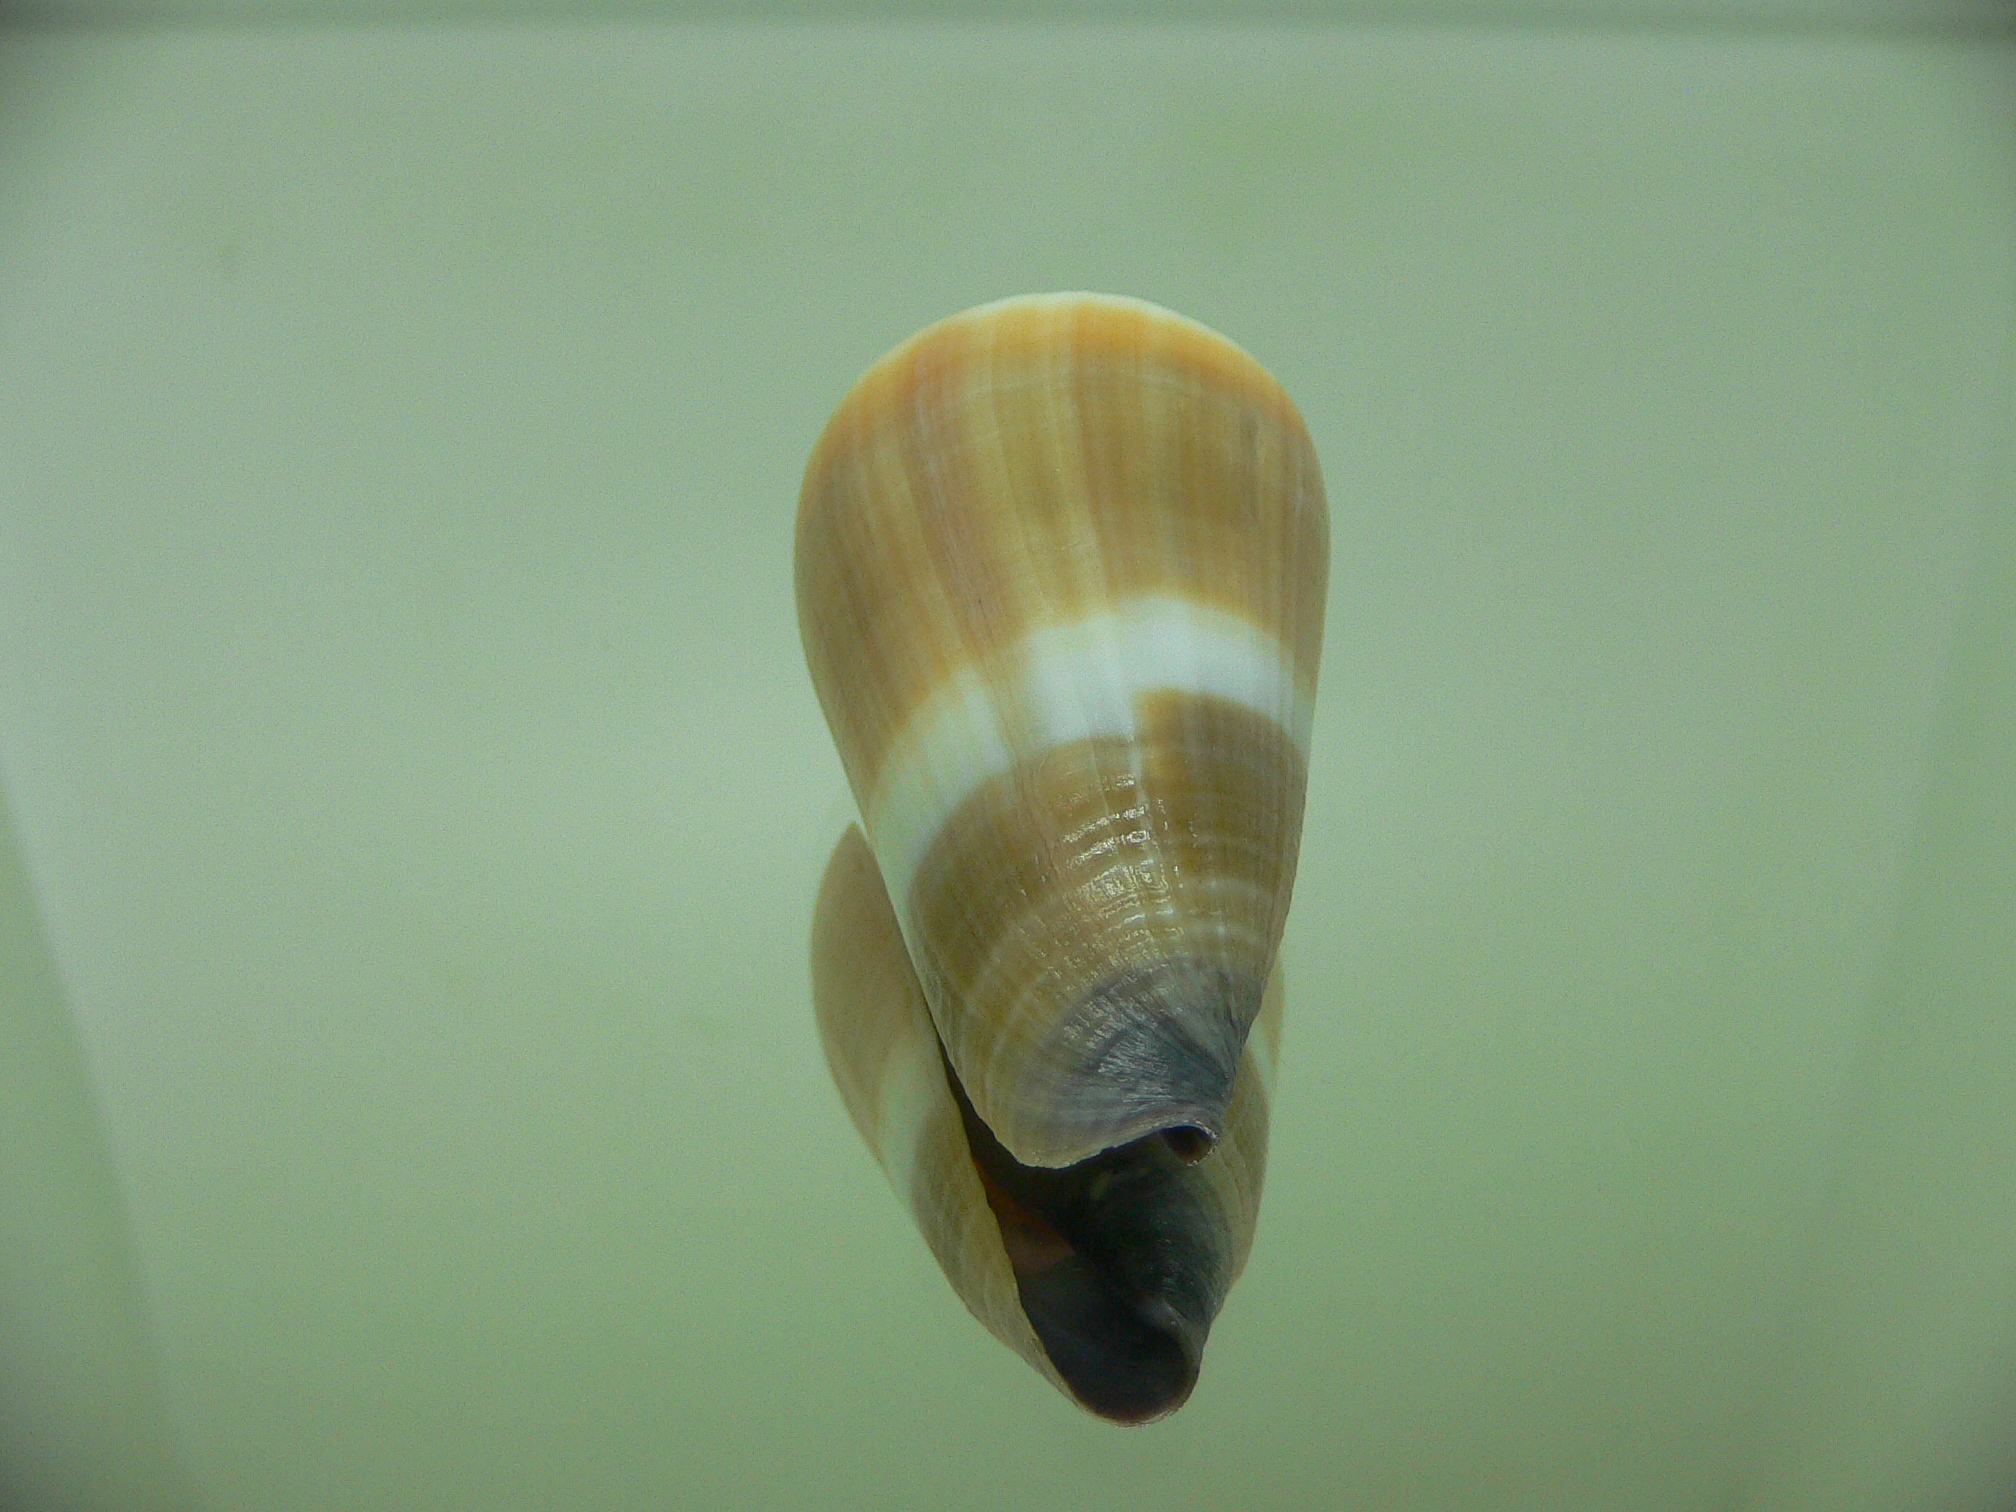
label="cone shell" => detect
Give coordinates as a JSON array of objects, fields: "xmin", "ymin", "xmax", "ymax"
[
  {"xmin": 814, "ymin": 826, "xmax": 1281, "ymax": 1423},
  {"xmin": 797, "ymin": 292, "xmax": 1327, "ymax": 1172}
]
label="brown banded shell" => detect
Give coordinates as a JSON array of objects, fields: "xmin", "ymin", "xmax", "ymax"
[
  {"xmin": 797, "ymin": 293, "xmax": 1325, "ymax": 1418},
  {"xmin": 797, "ymin": 292, "xmax": 1327, "ymax": 1172},
  {"xmin": 813, "ymin": 825, "xmax": 1281, "ymax": 1424}
]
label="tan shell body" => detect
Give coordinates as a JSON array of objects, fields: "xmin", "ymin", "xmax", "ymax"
[
  {"xmin": 797, "ymin": 293, "xmax": 1327, "ymax": 1173},
  {"xmin": 797, "ymin": 293, "xmax": 1325, "ymax": 1419}
]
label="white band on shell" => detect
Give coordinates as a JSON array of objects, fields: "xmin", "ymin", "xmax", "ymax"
[{"xmin": 862, "ymin": 593, "xmax": 1314, "ymax": 925}]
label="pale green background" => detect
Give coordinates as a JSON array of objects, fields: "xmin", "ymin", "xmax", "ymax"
[{"xmin": 2, "ymin": 9, "xmax": 2014, "ymax": 1511}]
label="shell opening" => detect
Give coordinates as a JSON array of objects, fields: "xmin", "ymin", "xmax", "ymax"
[
  {"xmin": 943, "ymin": 1047, "xmax": 1230, "ymax": 1424},
  {"xmin": 1160, "ymin": 1126, "xmax": 1214, "ymax": 1165}
]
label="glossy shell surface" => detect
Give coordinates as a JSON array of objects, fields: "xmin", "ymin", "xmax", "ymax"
[
  {"xmin": 797, "ymin": 292, "xmax": 1327, "ymax": 1172},
  {"xmin": 799, "ymin": 292, "xmax": 1325, "ymax": 1420}
]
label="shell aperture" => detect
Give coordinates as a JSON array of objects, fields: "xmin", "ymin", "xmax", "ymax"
[{"xmin": 798, "ymin": 293, "xmax": 1324, "ymax": 1420}]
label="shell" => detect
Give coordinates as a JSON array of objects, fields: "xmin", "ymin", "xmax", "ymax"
[
  {"xmin": 797, "ymin": 292, "xmax": 1327, "ymax": 1171},
  {"xmin": 813, "ymin": 824, "xmax": 1282, "ymax": 1423},
  {"xmin": 797, "ymin": 294, "xmax": 1324, "ymax": 1420}
]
